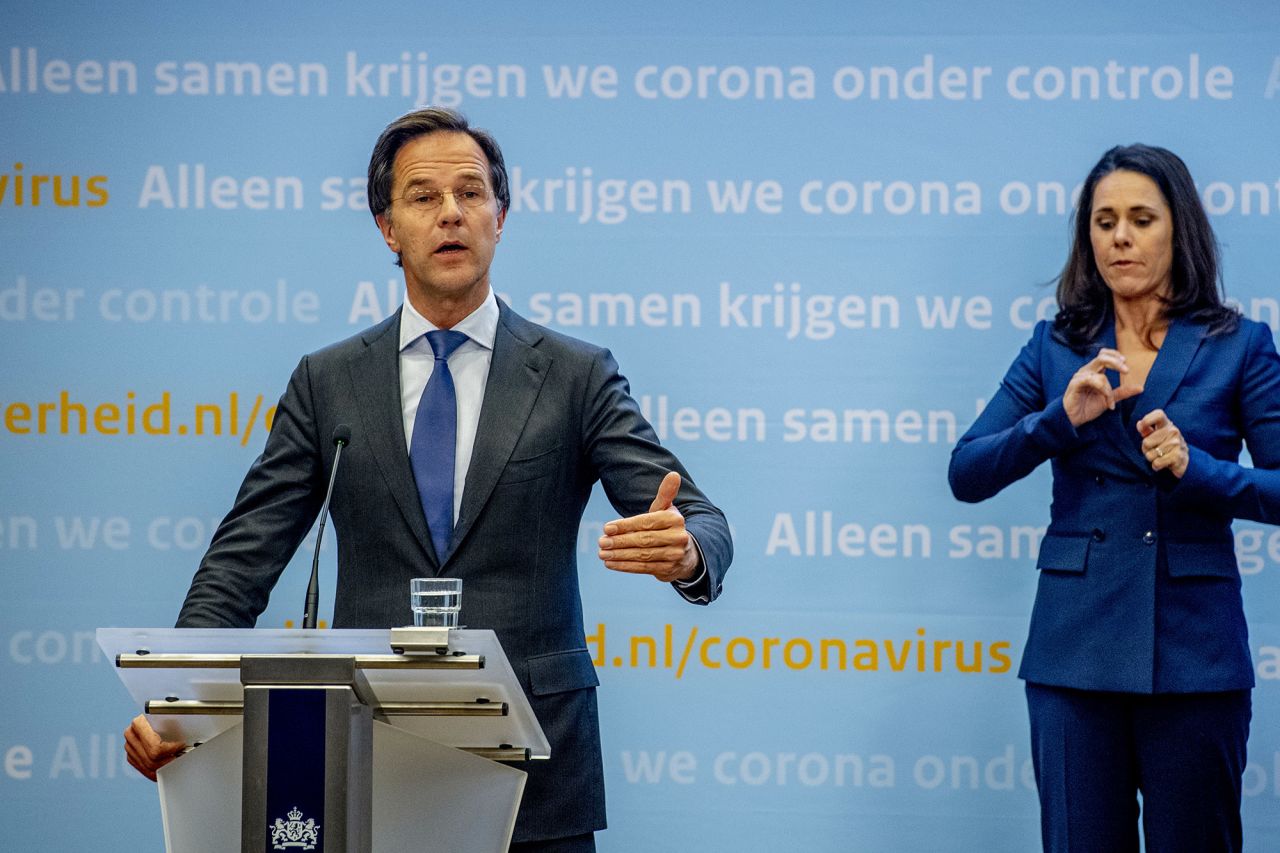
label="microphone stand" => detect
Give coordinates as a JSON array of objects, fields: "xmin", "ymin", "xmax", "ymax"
[{"xmin": 303, "ymin": 427, "xmax": 349, "ymax": 629}]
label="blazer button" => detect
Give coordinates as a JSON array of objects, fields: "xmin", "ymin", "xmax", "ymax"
[
  {"xmin": 1091, "ymin": 529, "xmax": 1105, "ymax": 542},
  {"xmin": 1093, "ymin": 475, "xmax": 1105, "ymax": 485},
  {"xmin": 1142, "ymin": 530, "xmax": 1156, "ymax": 545}
]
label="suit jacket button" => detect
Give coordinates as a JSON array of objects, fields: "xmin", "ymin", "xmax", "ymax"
[
  {"xmin": 1093, "ymin": 475, "xmax": 1105, "ymax": 485},
  {"xmin": 1143, "ymin": 530, "xmax": 1156, "ymax": 545},
  {"xmin": 1091, "ymin": 529, "xmax": 1105, "ymax": 542}
]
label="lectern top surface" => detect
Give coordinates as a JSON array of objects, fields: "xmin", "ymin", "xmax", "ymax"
[{"xmin": 97, "ymin": 627, "xmax": 550, "ymax": 758}]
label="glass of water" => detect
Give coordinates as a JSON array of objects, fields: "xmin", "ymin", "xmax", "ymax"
[{"xmin": 410, "ymin": 577, "xmax": 462, "ymax": 628}]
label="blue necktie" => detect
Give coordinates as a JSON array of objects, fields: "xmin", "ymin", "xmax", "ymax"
[{"xmin": 410, "ymin": 329, "xmax": 469, "ymax": 563}]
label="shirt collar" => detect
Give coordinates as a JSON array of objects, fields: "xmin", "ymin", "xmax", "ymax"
[{"xmin": 399, "ymin": 288, "xmax": 499, "ymax": 353}]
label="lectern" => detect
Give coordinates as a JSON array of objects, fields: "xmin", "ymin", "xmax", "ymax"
[{"xmin": 98, "ymin": 627, "xmax": 550, "ymax": 853}]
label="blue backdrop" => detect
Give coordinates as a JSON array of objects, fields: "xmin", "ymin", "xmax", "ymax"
[{"xmin": 3, "ymin": 2, "xmax": 1280, "ymax": 850}]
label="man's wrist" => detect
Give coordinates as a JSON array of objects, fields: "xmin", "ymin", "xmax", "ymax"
[{"xmin": 673, "ymin": 536, "xmax": 705, "ymax": 587}]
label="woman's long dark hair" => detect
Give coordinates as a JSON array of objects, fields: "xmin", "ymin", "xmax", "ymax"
[{"xmin": 1053, "ymin": 144, "xmax": 1238, "ymax": 349}]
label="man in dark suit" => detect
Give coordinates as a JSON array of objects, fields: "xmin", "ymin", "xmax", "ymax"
[{"xmin": 124, "ymin": 108, "xmax": 733, "ymax": 852}]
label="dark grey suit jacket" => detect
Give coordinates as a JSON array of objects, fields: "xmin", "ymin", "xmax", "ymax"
[{"xmin": 177, "ymin": 300, "xmax": 732, "ymax": 842}]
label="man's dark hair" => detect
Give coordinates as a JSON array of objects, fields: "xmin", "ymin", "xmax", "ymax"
[
  {"xmin": 1054, "ymin": 143, "xmax": 1237, "ymax": 349},
  {"xmin": 366, "ymin": 107, "xmax": 511, "ymax": 220}
]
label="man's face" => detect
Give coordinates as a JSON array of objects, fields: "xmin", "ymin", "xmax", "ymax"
[{"xmin": 375, "ymin": 131, "xmax": 506, "ymax": 322}]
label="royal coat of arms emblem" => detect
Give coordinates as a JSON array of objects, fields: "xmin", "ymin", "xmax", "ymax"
[{"xmin": 270, "ymin": 806, "xmax": 321, "ymax": 850}]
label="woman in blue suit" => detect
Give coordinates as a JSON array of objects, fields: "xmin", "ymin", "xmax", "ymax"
[{"xmin": 949, "ymin": 144, "xmax": 1280, "ymax": 852}]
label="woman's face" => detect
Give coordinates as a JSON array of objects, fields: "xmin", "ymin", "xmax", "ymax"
[{"xmin": 1088, "ymin": 169, "xmax": 1174, "ymax": 304}]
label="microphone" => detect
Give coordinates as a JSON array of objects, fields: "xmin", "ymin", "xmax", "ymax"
[{"xmin": 303, "ymin": 424, "xmax": 352, "ymax": 629}]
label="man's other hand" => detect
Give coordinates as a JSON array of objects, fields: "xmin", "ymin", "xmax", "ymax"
[{"xmin": 123, "ymin": 714, "xmax": 187, "ymax": 782}]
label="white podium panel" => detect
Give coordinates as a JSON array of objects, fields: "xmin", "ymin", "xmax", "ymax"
[
  {"xmin": 159, "ymin": 722, "xmax": 242, "ymax": 853},
  {"xmin": 156, "ymin": 721, "xmax": 525, "ymax": 853}
]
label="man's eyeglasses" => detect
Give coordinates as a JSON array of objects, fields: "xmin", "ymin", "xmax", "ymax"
[{"xmin": 398, "ymin": 184, "xmax": 491, "ymax": 210}]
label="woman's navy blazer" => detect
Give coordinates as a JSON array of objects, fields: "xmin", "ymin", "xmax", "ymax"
[{"xmin": 950, "ymin": 316, "xmax": 1280, "ymax": 693}]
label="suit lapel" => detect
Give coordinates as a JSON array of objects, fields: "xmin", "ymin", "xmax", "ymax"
[
  {"xmin": 449, "ymin": 303, "xmax": 552, "ymax": 562},
  {"xmin": 1135, "ymin": 317, "xmax": 1205, "ymax": 414},
  {"xmin": 347, "ymin": 308, "xmax": 437, "ymax": 569}
]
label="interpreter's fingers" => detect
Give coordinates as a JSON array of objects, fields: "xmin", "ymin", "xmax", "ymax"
[
  {"xmin": 1075, "ymin": 373, "xmax": 1117, "ymax": 409},
  {"xmin": 1150, "ymin": 438, "xmax": 1186, "ymax": 472},
  {"xmin": 1168, "ymin": 443, "xmax": 1190, "ymax": 478},
  {"xmin": 1145, "ymin": 431, "xmax": 1185, "ymax": 463},
  {"xmin": 1085, "ymin": 349, "xmax": 1129, "ymax": 374},
  {"xmin": 1140, "ymin": 424, "xmax": 1177, "ymax": 455},
  {"xmin": 604, "ymin": 507, "xmax": 684, "ymax": 537},
  {"xmin": 1135, "ymin": 409, "xmax": 1189, "ymax": 476},
  {"xmin": 1112, "ymin": 383, "xmax": 1143, "ymax": 404},
  {"xmin": 1150, "ymin": 445, "xmax": 1173, "ymax": 471},
  {"xmin": 648, "ymin": 471, "xmax": 682, "ymax": 513},
  {"xmin": 1136, "ymin": 408, "xmax": 1170, "ymax": 438}
]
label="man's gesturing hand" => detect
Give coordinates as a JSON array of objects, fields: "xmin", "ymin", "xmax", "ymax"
[{"xmin": 598, "ymin": 471, "xmax": 699, "ymax": 582}]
